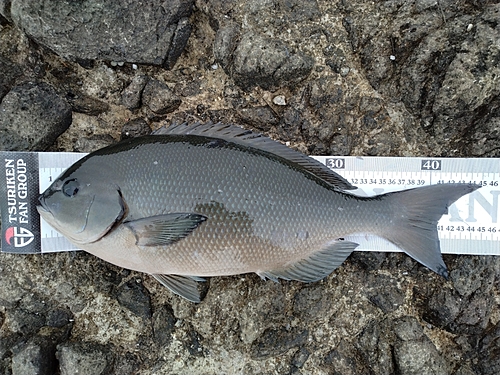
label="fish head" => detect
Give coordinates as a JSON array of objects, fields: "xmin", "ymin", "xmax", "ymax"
[{"xmin": 37, "ymin": 168, "xmax": 125, "ymax": 245}]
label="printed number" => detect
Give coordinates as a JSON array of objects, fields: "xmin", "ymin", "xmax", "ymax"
[
  {"xmin": 421, "ymin": 159, "xmax": 441, "ymax": 170},
  {"xmin": 442, "ymin": 225, "xmax": 498, "ymax": 233},
  {"xmin": 326, "ymin": 158, "xmax": 345, "ymax": 169}
]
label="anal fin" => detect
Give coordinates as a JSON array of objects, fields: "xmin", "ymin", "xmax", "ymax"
[
  {"xmin": 152, "ymin": 274, "xmax": 205, "ymax": 303},
  {"xmin": 258, "ymin": 240, "xmax": 358, "ymax": 283}
]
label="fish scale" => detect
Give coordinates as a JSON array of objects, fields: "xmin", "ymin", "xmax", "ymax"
[{"xmin": 37, "ymin": 123, "xmax": 480, "ymax": 302}]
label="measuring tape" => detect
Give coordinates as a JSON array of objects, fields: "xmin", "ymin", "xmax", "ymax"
[{"xmin": 1, "ymin": 152, "xmax": 499, "ymax": 255}]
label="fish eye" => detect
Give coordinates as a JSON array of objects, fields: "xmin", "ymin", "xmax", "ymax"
[{"xmin": 62, "ymin": 179, "xmax": 80, "ymax": 197}]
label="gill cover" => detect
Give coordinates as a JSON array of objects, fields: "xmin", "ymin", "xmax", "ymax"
[{"xmin": 38, "ymin": 176, "xmax": 125, "ymax": 245}]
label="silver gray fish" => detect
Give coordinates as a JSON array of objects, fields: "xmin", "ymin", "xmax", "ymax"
[{"xmin": 37, "ymin": 123, "xmax": 479, "ymax": 302}]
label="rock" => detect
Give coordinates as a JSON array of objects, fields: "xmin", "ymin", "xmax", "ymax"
[
  {"xmin": 239, "ymin": 280, "xmax": 286, "ymax": 344},
  {"xmin": 213, "ymin": 24, "xmax": 240, "ymax": 69},
  {"xmin": 476, "ymin": 321, "xmax": 500, "ymax": 375},
  {"xmin": 7, "ymin": 308, "xmax": 46, "ymax": 336},
  {"xmin": 11, "ymin": 340, "xmax": 55, "ymax": 375},
  {"xmin": 323, "ymin": 339, "xmax": 371, "ymax": 375},
  {"xmin": 57, "ymin": 342, "xmax": 113, "ymax": 375},
  {"xmin": 293, "ymin": 284, "xmax": 332, "ymax": 320},
  {"xmin": 121, "ymin": 75, "xmax": 150, "ymax": 110},
  {"xmin": 121, "ymin": 118, "xmax": 151, "ymax": 140},
  {"xmin": 324, "ymin": 45, "xmax": 349, "ymax": 75},
  {"xmin": 251, "ymin": 326, "xmax": 308, "ymax": 359},
  {"xmin": 152, "ymin": 304, "xmax": 176, "ymax": 346},
  {"xmin": 429, "ymin": 4, "xmax": 500, "ymax": 143},
  {"xmin": 66, "ymin": 92, "xmax": 109, "ymax": 116},
  {"xmin": 115, "ymin": 279, "xmax": 152, "ymax": 319},
  {"xmin": 164, "ymin": 17, "xmax": 192, "ymax": 70},
  {"xmin": 450, "ymin": 256, "xmax": 496, "ymax": 298},
  {"xmin": 341, "ymin": 1, "xmax": 500, "ymax": 154},
  {"xmin": 291, "ymin": 347, "xmax": 310, "ymax": 368},
  {"xmin": 356, "ymin": 321, "xmax": 394, "ymax": 375},
  {"xmin": 276, "ymin": 0, "xmax": 321, "ymax": 22},
  {"xmin": 0, "ymin": 82, "xmax": 72, "ymax": 151},
  {"xmin": 73, "ymin": 135, "xmax": 115, "ymax": 153},
  {"xmin": 184, "ymin": 327, "xmax": 205, "ymax": 356},
  {"xmin": 393, "ymin": 317, "xmax": 448, "ymax": 375},
  {"xmin": 0, "ymin": 55, "xmax": 22, "ymax": 99},
  {"xmin": 142, "ymin": 78, "xmax": 181, "ymax": 115},
  {"xmin": 217, "ymin": 31, "xmax": 314, "ymax": 90},
  {"xmin": 237, "ymin": 106, "xmax": 278, "ymax": 131},
  {"xmin": 364, "ymin": 274, "xmax": 405, "ymax": 313},
  {"xmin": 46, "ymin": 308, "xmax": 74, "ymax": 329},
  {"xmin": 10, "ymin": 0, "xmax": 194, "ymax": 68},
  {"xmin": 0, "ymin": 1, "xmax": 12, "ymax": 22}
]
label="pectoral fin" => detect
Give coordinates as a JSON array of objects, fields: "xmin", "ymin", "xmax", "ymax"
[
  {"xmin": 124, "ymin": 213, "xmax": 207, "ymax": 246},
  {"xmin": 258, "ymin": 240, "xmax": 358, "ymax": 282},
  {"xmin": 152, "ymin": 274, "xmax": 206, "ymax": 303}
]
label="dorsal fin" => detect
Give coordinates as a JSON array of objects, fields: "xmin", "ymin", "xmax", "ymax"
[{"xmin": 154, "ymin": 122, "xmax": 356, "ymax": 191}]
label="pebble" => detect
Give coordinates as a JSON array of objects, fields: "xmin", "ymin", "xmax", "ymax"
[{"xmin": 142, "ymin": 79, "xmax": 181, "ymax": 115}]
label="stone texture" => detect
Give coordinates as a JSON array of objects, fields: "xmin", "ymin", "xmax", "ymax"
[
  {"xmin": 217, "ymin": 31, "xmax": 315, "ymax": 90},
  {"xmin": 121, "ymin": 75, "xmax": 150, "ymax": 110},
  {"xmin": 73, "ymin": 135, "xmax": 115, "ymax": 153},
  {"xmin": 121, "ymin": 118, "xmax": 151, "ymax": 140},
  {"xmin": 11, "ymin": 340, "xmax": 55, "ymax": 375},
  {"xmin": 10, "ymin": 0, "xmax": 194, "ymax": 68},
  {"xmin": 393, "ymin": 317, "xmax": 448, "ymax": 375},
  {"xmin": 0, "ymin": 55, "xmax": 22, "ymax": 99},
  {"xmin": 0, "ymin": 82, "xmax": 71, "ymax": 151},
  {"xmin": 142, "ymin": 78, "xmax": 182, "ymax": 114},
  {"xmin": 115, "ymin": 279, "xmax": 152, "ymax": 319},
  {"xmin": 57, "ymin": 342, "xmax": 113, "ymax": 375}
]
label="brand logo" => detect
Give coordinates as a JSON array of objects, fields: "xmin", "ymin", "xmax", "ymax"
[{"xmin": 4, "ymin": 226, "xmax": 34, "ymax": 248}]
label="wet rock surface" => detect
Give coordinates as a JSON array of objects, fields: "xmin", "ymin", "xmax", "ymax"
[
  {"xmin": 1, "ymin": 0, "xmax": 499, "ymax": 374},
  {"xmin": 0, "ymin": 82, "xmax": 72, "ymax": 151},
  {"xmin": 6, "ymin": 0, "xmax": 194, "ymax": 67}
]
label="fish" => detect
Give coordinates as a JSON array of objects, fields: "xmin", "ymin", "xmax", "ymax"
[{"xmin": 37, "ymin": 123, "xmax": 480, "ymax": 302}]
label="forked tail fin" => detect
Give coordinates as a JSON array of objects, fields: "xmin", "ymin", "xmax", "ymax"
[{"xmin": 380, "ymin": 183, "xmax": 481, "ymax": 278}]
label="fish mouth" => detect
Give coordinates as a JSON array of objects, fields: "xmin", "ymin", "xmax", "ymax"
[{"xmin": 37, "ymin": 195, "xmax": 51, "ymax": 215}]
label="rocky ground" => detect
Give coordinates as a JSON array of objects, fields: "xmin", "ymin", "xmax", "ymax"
[{"xmin": 1, "ymin": 0, "xmax": 499, "ymax": 374}]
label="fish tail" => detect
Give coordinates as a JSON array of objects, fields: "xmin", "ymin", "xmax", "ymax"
[{"xmin": 379, "ymin": 183, "xmax": 480, "ymax": 278}]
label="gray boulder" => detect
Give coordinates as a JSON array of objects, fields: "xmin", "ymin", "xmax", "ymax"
[
  {"xmin": 9, "ymin": 0, "xmax": 194, "ymax": 68},
  {"xmin": 0, "ymin": 82, "xmax": 71, "ymax": 151},
  {"xmin": 215, "ymin": 30, "xmax": 314, "ymax": 90}
]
